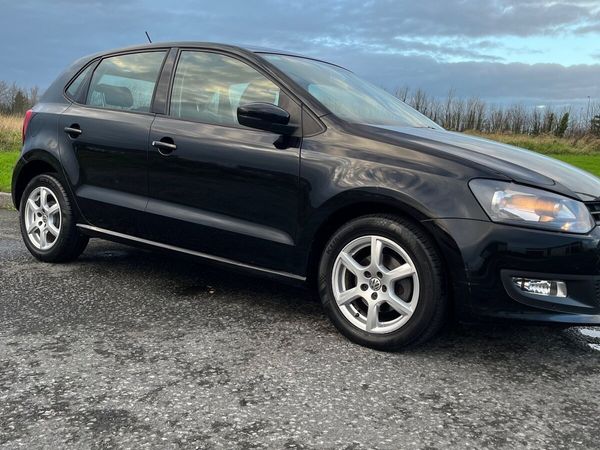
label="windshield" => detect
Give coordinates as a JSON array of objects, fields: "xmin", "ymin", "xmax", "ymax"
[{"xmin": 262, "ymin": 54, "xmax": 441, "ymax": 129}]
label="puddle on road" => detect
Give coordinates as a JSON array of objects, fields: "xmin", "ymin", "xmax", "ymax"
[
  {"xmin": 568, "ymin": 327, "xmax": 600, "ymax": 353},
  {"xmin": 578, "ymin": 328, "xmax": 600, "ymax": 340}
]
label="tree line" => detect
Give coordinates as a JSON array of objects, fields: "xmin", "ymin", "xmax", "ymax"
[
  {"xmin": 396, "ymin": 87, "xmax": 600, "ymax": 137},
  {"xmin": 0, "ymin": 81, "xmax": 39, "ymax": 116},
  {"xmin": 1, "ymin": 79, "xmax": 599, "ymax": 137}
]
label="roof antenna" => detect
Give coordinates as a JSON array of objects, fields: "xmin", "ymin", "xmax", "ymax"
[{"xmin": 145, "ymin": 31, "xmax": 152, "ymax": 43}]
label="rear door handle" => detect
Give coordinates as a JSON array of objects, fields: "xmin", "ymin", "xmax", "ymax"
[
  {"xmin": 64, "ymin": 125, "xmax": 82, "ymax": 138},
  {"xmin": 152, "ymin": 139, "xmax": 177, "ymax": 155}
]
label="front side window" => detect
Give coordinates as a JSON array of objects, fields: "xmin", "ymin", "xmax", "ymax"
[
  {"xmin": 86, "ymin": 51, "xmax": 166, "ymax": 112},
  {"xmin": 263, "ymin": 54, "xmax": 441, "ymax": 129},
  {"xmin": 170, "ymin": 51, "xmax": 282, "ymax": 126}
]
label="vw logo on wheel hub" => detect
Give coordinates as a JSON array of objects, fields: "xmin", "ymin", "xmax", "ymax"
[{"xmin": 369, "ymin": 277, "xmax": 381, "ymax": 291}]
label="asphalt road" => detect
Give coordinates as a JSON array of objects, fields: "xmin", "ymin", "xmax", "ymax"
[{"xmin": 1, "ymin": 208, "xmax": 600, "ymax": 449}]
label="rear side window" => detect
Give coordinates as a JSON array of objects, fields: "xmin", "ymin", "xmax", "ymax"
[
  {"xmin": 170, "ymin": 51, "xmax": 281, "ymax": 126},
  {"xmin": 65, "ymin": 64, "xmax": 93, "ymax": 101},
  {"xmin": 86, "ymin": 51, "xmax": 166, "ymax": 112}
]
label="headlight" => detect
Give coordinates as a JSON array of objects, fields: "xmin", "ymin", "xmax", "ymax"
[{"xmin": 469, "ymin": 179, "xmax": 595, "ymax": 234}]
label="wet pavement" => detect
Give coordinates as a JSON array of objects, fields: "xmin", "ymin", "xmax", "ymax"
[{"xmin": 1, "ymin": 208, "xmax": 600, "ymax": 449}]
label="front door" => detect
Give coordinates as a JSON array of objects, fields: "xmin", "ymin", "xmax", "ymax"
[{"xmin": 145, "ymin": 50, "xmax": 302, "ymax": 273}]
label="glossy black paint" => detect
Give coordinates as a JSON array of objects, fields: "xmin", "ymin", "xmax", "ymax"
[
  {"xmin": 57, "ymin": 104, "xmax": 154, "ymax": 235},
  {"xmin": 145, "ymin": 114, "xmax": 302, "ymax": 272},
  {"xmin": 237, "ymin": 102, "xmax": 296, "ymax": 135},
  {"xmin": 13, "ymin": 41, "xmax": 600, "ymax": 327}
]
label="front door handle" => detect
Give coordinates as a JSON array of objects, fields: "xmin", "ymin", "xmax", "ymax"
[
  {"xmin": 64, "ymin": 124, "xmax": 82, "ymax": 138},
  {"xmin": 152, "ymin": 139, "xmax": 177, "ymax": 155}
]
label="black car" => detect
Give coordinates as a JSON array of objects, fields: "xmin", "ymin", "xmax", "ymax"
[{"xmin": 12, "ymin": 42, "xmax": 600, "ymax": 350}]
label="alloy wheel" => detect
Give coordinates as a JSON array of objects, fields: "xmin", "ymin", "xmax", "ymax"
[
  {"xmin": 331, "ymin": 235, "xmax": 420, "ymax": 334},
  {"xmin": 24, "ymin": 186, "xmax": 62, "ymax": 250}
]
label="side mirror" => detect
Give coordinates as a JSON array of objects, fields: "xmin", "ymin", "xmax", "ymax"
[{"xmin": 237, "ymin": 102, "xmax": 296, "ymax": 135}]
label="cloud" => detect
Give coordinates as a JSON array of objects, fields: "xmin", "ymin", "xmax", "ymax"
[
  {"xmin": 314, "ymin": 48, "xmax": 599, "ymax": 104},
  {"xmin": 0, "ymin": 0, "xmax": 599, "ymax": 105}
]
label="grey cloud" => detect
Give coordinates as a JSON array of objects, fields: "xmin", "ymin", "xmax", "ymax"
[
  {"xmin": 0, "ymin": 0, "xmax": 599, "ymax": 106},
  {"xmin": 329, "ymin": 50, "xmax": 600, "ymax": 103}
]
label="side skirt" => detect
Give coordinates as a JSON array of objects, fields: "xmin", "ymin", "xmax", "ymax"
[{"xmin": 76, "ymin": 224, "xmax": 306, "ymax": 282}]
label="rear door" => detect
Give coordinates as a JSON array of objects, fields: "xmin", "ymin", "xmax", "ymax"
[
  {"xmin": 58, "ymin": 50, "xmax": 167, "ymax": 235},
  {"xmin": 144, "ymin": 50, "xmax": 303, "ymax": 273}
]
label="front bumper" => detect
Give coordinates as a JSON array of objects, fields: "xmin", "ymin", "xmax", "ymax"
[{"xmin": 430, "ymin": 219, "xmax": 600, "ymax": 324}]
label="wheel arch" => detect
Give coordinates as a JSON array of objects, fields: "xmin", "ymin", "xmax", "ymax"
[
  {"xmin": 12, "ymin": 150, "xmax": 64, "ymax": 210},
  {"xmin": 303, "ymin": 190, "xmax": 461, "ymax": 306}
]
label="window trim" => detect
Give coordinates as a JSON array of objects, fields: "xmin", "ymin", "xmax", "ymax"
[
  {"xmin": 64, "ymin": 48, "xmax": 169, "ymax": 117},
  {"xmin": 163, "ymin": 48, "xmax": 302, "ymax": 130}
]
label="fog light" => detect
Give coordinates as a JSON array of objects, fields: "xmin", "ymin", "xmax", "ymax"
[{"xmin": 512, "ymin": 277, "xmax": 567, "ymax": 297}]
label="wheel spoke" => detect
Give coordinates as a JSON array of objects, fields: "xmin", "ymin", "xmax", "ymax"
[
  {"xmin": 370, "ymin": 236, "xmax": 383, "ymax": 268},
  {"xmin": 386, "ymin": 295, "xmax": 413, "ymax": 317},
  {"xmin": 27, "ymin": 198, "xmax": 40, "ymax": 212},
  {"xmin": 336, "ymin": 287, "xmax": 362, "ymax": 306},
  {"xmin": 46, "ymin": 203, "xmax": 60, "ymax": 215},
  {"xmin": 365, "ymin": 302, "xmax": 380, "ymax": 332},
  {"xmin": 339, "ymin": 251, "xmax": 364, "ymax": 276},
  {"xmin": 27, "ymin": 222, "xmax": 38, "ymax": 234},
  {"xmin": 40, "ymin": 188, "xmax": 48, "ymax": 210},
  {"xmin": 385, "ymin": 263, "xmax": 415, "ymax": 282},
  {"xmin": 47, "ymin": 223, "xmax": 60, "ymax": 237},
  {"xmin": 39, "ymin": 228, "xmax": 48, "ymax": 248}
]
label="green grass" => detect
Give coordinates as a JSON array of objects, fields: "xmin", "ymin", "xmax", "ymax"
[
  {"xmin": 468, "ymin": 132, "xmax": 600, "ymax": 177},
  {"xmin": 0, "ymin": 151, "xmax": 19, "ymax": 192},
  {"xmin": 551, "ymin": 154, "xmax": 600, "ymax": 177},
  {"xmin": 0, "ymin": 115, "xmax": 22, "ymax": 192},
  {"xmin": 467, "ymin": 131, "xmax": 600, "ymax": 155}
]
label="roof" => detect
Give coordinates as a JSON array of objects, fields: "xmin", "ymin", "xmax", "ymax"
[
  {"xmin": 88, "ymin": 41, "xmax": 303, "ymax": 57},
  {"xmin": 79, "ymin": 41, "xmax": 344, "ymax": 69}
]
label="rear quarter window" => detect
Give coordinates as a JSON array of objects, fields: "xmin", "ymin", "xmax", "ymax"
[{"xmin": 65, "ymin": 64, "xmax": 94, "ymax": 101}]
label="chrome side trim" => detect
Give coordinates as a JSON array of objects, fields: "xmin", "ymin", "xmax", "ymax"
[{"xmin": 76, "ymin": 224, "xmax": 306, "ymax": 281}]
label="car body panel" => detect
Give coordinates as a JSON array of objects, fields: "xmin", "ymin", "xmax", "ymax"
[
  {"xmin": 145, "ymin": 116, "xmax": 303, "ymax": 272},
  {"xmin": 435, "ymin": 218, "xmax": 600, "ymax": 321},
  {"xmin": 57, "ymin": 104, "xmax": 154, "ymax": 235},
  {"xmin": 372, "ymin": 126, "xmax": 600, "ymax": 200}
]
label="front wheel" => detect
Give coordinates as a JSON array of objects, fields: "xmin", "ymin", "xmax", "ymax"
[
  {"xmin": 19, "ymin": 174, "xmax": 89, "ymax": 262},
  {"xmin": 318, "ymin": 215, "xmax": 446, "ymax": 351}
]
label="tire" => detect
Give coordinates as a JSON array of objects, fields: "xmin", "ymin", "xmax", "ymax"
[
  {"xmin": 318, "ymin": 214, "xmax": 446, "ymax": 351},
  {"xmin": 19, "ymin": 174, "xmax": 89, "ymax": 262}
]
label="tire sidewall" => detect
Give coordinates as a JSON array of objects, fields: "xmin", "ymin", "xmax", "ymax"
[
  {"xmin": 19, "ymin": 174, "xmax": 76, "ymax": 261},
  {"xmin": 319, "ymin": 216, "xmax": 442, "ymax": 350}
]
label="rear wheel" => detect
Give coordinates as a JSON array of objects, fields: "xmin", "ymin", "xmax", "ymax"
[
  {"xmin": 19, "ymin": 174, "xmax": 88, "ymax": 262},
  {"xmin": 318, "ymin": 215, "xmax": 446, "ymax": 351}
]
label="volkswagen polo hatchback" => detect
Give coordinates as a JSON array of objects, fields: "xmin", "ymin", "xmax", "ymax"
[{"xmin": 13, "ymin": 42, "xmax": 600, "ymax": 350}]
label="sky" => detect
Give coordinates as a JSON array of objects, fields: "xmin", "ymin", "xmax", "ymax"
[{"xmin": 1, "ymin": 0, "xmax": 599, "ymax": 107}]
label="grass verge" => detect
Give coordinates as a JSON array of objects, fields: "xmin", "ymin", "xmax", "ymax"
[
  {"xmin": 467, "ymin": 132, "xmax": 600, "ymax": 177},
  {"xmin": 467, "ymin": 131, "xmax": 600, "ymax": 155},
  {"xmin": 0, "ymin": 151, "xmax": 19, "ymax": 192},
  {"xmin": 0, "ymin": 115, "xmax": 22, "ymax": 153},
  {"xmin": 551, "ymin": 154, "xmax": 600, "ymax": 178}
]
